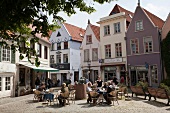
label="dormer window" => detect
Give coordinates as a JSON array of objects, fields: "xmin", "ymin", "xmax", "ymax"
[
  {"xmin": 86, "ymin": 35, "xmax": 92, "ymax": 44},
  {"xmin": 136, "ymin": 20, "xmax": 143, "ymax": 31}
]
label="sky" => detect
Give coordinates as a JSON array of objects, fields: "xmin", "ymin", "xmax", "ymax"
[{"xmin": 52, "ymin": 0, "xmax": 170, "ymax": 29}]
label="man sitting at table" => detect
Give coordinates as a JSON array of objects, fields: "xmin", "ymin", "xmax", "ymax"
[
  {"xmin": 58, "ymin": 83, "xmax": 69, "ymax": 106},
  {"xmin": 103, "ymin": 81, "xmax": 115, "ymax": 105}
]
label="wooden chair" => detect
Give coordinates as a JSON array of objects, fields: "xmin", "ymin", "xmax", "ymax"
[
  {"xmin": 69, "ymin": 90, "xmax": 76, "ymax": 104},
  {"xmin": 118, "ymin": 87, "xmax": 128, "ymax": 99},
  {"xmin": 33, "ymin": 90, "xmax": 42, "ymax": 102},
  {"xmin": 108, "ymin": 90, "xmax": 119, "ymax": 106},
  {"xmin": 61, "ymin": 92, "xmax": 70, "ymax": 106},
  {"xmin": 89, "ymin": 91, "xmax": 99, "ymax": 105}
]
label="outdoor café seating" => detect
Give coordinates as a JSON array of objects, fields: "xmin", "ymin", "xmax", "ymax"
[{"xmin": 107, "ymin": 90, "xmax": 119, "ymax": 106}]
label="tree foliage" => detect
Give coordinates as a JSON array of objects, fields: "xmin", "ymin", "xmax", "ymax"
[
  {"xmin": 0, "ymin": 0, "xmax": 114, "ymax": 66},
  {"xmin": 161, "ymin": 31, "xmax": 170, "ymax": 78}
]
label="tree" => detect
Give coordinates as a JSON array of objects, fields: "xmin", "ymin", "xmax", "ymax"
[{"xmin": 0, "ymin": 0, "xmax": 114, "ymax": 66}]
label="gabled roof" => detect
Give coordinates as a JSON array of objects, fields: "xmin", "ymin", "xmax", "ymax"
[
  {"xmin": 143, "ymin": 8, "xmax": 164, "ymax": 29},
  {"xmin": 90, "ymin": 24, "xmax": 100, "ymax": 41},
  {"xmin": 64, "ymin": 23, "xmax": 85, "ymax": 42},
  {"xmin": 109, "ymin": 4, "xmax": 134, "ymax": 22}
]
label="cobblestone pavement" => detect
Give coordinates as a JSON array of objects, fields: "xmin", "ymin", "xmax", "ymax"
[{"xmin": 0, "ymin": 94, "xmax": 170, "ymax": 113}]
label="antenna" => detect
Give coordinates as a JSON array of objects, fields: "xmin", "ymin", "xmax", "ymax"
[{"xmin": 138, "ymin": 0, "xmax": 140, "ymax": 6}]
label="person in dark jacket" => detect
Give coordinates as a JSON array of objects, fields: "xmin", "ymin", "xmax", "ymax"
[{"xmin": 35, "ymin": 77, "xmax": 40, "ymax": 89}]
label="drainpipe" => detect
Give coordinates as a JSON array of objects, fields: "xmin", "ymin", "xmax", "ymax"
[{"xmin": 158, "ymin": 29, "xmax": 164, "ymax": 81}]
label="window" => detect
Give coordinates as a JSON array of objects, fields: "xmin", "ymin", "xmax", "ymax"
[
  {"xmin": 57, "ymin": 32, "xmax": 61, "ymax": 37},
  {"xmin": 104, "ymin": 25, "xmax": 110, "ymax": 35},
  {"xmin": 86, "ymin": 35, "xmax": 92, "ymax": 44},
  {"xmin": 57, "ymin": 43, "xmax": 61, "ymax": 50},
  {"xmin": 56, "ymin": 55, "xmax": 61, "ymax": 63},
  {"xmin": 63, "ymin": 54, "xmax": 68, "ymax": 63},
  {"xmin": 84, "ymin": 49, "xmax": 89, "ymax": 62},
  {"xmin": 114, "ymin": 22, "xmax": 121, "ymax": 33},
  {"xmin": 44, "ymin": 46, "xmax": 48, "ymax": 59},
  {"xmin": 50, "ymin": 55, "xmax": 54, "ymax": 63},
  {"xmin": 19, "ymin": 68, "xmax": 25, "ymax": 86},
  {"xmin": 92, "ymin": 48, "xmax": 98, "ymax": 61},
  {"xmin": 131, "ymin": 39, "xmax": 139, "ymax": 54},
  {"xmin": 151, "ymin": 65, "xmax": 158, "ymax": 84},
  {"xmin": 2, "ymin": 46, "xmax": 10, "ymax": 61},
  {"xmin": 64, "ymin": 42, "xmax": 68, "ymax": 49},
  {"xmin": 5, "ymin": 77, "xmax": 10, "ymax": 90},
  {"xmin": 30, "ymin": 41, "xmax": 35, "ymax": 56},
  {"xmin": 0, "ymin": 77, "xmax": 1, "ymax": 91},
  {"xmin": 51, "ymin": 43, "xmax": 55, "ymax": 50},
  {"xmin": 105, "ymin": 45, "xmax": 111, "ymax": 58},
  {"xmin": 136, "ymin": 20, "xmax": 143, "ymax": 31},
  {"xmin": 115, "ymin": 43, "xmax": 122, "ymax": 57},
  {"xmin": 37, "ymin": 43, "xmax": 41, "ymax": 57},
  {"xmin": 144, "ymin": 37, "xmax": 153, "ymax": 53}
]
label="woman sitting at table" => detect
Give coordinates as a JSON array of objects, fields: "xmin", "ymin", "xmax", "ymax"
[
  {"xmin": 103, "ymin": 81, "xmax": 115, "ymax": 105},
  {"xmin": 86, "ymin": 82, "xmax": 92, "ymax": 103},
  {"xmin": 58, "ymin": 83, "xmax": 69, "ymax": 106}
]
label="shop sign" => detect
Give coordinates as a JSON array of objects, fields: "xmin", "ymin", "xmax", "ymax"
[
  {"xmin": 104, "ymin": 58, "xmax": 122, "ymax": 63},
  {"xmin": 104, "ymin": 67, "xmax": 117, "ymax": 71}
]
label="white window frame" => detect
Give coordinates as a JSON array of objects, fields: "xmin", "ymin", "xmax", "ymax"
[
  {"xmin": 114, "ymin": 22, "xmax": 121, "ymax": 33},
  {"xmin": 63, "ymin": 54, "xmax": 68, "ymax": 63},
  {"xmin": 136, "ymin": 20, "xmax": 143, "ymax": 31},
  {"xmin": 56, "ymin": 55, "xmax": 61, "ymax": 63},
  {"xmin": 2, "ymin": 46, "xmax": 10, "ymax": 62},
  {"xmin": 105, "ymin": 44, "xmax": 111, "ymax": 58},
  {"xmin": 0, "ymin": 77, "xmax": 1, "ymax": 91},
  {"xmin": 5, "ymin": 77, "xmax": 10, "ymax": 90},
  {"xmin": 86, "ymin": 35, "xmax": 92, "ymax": 44},
  {"xmin": 151, "ymin": 65, "xmax": 158, "ymax": 84},
  {"xmin": 143, "ymin": 37, "xmax": 153, "ymax": 53},
  {"xmin": 104, "ymin": 25, "xmax": 110, "ymax": 36},
  {"xmin": 50, "ymin": 55, "xmax": 54, "ymax": 63},
  {"xmin": 92, "ymin": 48, "xmax": 98, "ymax": 61},
  {"xmin": 115, "ymin": 43, "xmax": 122, "ymax": 57},
  {"xmin": 84, "ymin": 49, "xmax": 89, "ymax": 62},
  {"xmin": 130, "ymin": 39, "xmax": 139, "ymax": 54}
]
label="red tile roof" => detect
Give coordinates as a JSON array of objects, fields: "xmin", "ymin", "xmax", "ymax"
[
  {"xmin": 143, "ymin": 8, "xmax": 164, "ymax": 29},
  {"xmin": 109, "ymin": 4, "xmax": 134, "ymax": 22},
  {"xmin": 64, "ymin": 23, "xmax": 85, "ymax": 42},
  {"xmin": 90, "ymin": 24, "xmax": 100, "ymax": 41}
]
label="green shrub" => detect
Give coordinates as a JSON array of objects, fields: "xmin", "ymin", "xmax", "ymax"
[
  {"xmin": 161, "ymin": 79, "xmax": 170, "ymax": 87},
  {"xmin": 159, "ymin": 83, "xmax": 170, "ymax": 95},
  {"xmin": 136, "ymin": 81, "xmax": 148, "ymax": 91}
]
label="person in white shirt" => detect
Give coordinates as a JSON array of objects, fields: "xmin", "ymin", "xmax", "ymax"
[{"xmin": 86, "ymin": 82, "xmax": 92, "ymax": 103}]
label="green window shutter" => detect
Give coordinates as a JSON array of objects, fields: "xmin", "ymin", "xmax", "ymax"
[
  {"xmin": 11, "ymin": 50, "xmax": 15, "ymax": 64},
  {"xmin": 0, "ymin": 46, "xmax": 1, "ymax": 62}
]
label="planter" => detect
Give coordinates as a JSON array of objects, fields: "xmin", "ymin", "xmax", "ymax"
[{"xmin": 75, "ymin": 84, "xmax": 87, "ymax": 100}]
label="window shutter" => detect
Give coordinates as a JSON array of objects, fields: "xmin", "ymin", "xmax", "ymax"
[
  {"xmin": 11, "ymin": 50, "xmax": 15, "ymax": 64},
  {"xmin": 0, "ymin": 46, "xmax": 1, "ymax": 62}
]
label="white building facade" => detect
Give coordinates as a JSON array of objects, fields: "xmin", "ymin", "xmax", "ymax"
[
  {"xmin": 0, "ymin": 41, "xmax": 16, "ymax": 98},
  {"xmin": 97, "ymin": 4, "xmax": 133, "ymax": 82},
  {"xmin": 80, "ymin": 21, "xmax": 101, "ymax": 83},
  {"xmin": 50, "ymin": 22, "xmax": 85, "ymax": 85}
]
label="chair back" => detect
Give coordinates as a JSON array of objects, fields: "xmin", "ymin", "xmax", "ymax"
[
  {"xmin": 109, "ymin": 90, "xmax": 117, "ymax": 97},
  {"xmin": 89, "ymin": 91, "xmax": 99, "ymax": 98},
  {"xmin": 61, "ymin": 91, "xmax": 70, "ymax": 98},
  {"xmin": 34, "ymin": 90, "xmax": 41, "ymax": 95}
]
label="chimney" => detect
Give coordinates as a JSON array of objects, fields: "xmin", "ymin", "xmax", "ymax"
[{"xmin": 88, "ymin": 19, "xmax": 90, "ymax": 24}]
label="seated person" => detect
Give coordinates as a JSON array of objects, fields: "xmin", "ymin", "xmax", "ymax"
[
  {"xmin": 86, "ymin": 82, "xmax": 92, "ymax": 103},
  {"xmin": 103, "ymin": 81, "xmax": 115, "ymax": 104},
  {"xmin": 96, "ymin": 76, "xmax": 103, "ymax": 87},
  {"xmin": 58, "ymin": 83, "xmax": 69, "ymax": 106},
  {"xmin": 102, "ymin": 82, "xmax": 108, "ymax": 90}
]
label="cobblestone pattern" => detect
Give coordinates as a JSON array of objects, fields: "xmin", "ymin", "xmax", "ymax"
[{"xmin": 0, "ymin": 94, "xmax": 170, "ymax": 113}]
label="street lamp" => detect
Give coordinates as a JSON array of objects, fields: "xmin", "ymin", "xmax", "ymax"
[{"xmin": 87, "ymin": 58, "xmax": 91, "ymax": 80}]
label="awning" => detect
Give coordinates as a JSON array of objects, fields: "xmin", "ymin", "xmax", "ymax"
[{"xmin": 18, "ymin": 62, "xmax": 59, "ymax": 72}]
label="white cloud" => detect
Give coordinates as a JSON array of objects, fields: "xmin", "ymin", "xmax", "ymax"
[{"xmin": 144, "ymin": 3, "xmax": 169, "ymax": 20}]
